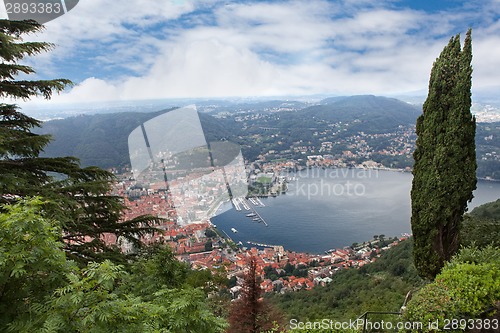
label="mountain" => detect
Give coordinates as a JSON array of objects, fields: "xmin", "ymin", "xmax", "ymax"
[
  {"xmin": 35, "ymin": 96, "xmax": 498, "ymax": 178},
  {"xmin": 37, "ymin": 108, "xmax": 237, "ymax": 168},
  {"xmin": 470, "ymin": 198, "xmax": 500, "ymax": 219},
  {"xmin": 462, "ymin": 199, "xmax": 500, "ymax": 248},
  {"xmin": 301, "ymin": 95, "xmax": 421, "ymax": 132}
]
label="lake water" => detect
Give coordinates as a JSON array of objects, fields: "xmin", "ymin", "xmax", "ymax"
[{"xmin": 211, "ymin": 169, "xmax": 500, "ymax": 254}]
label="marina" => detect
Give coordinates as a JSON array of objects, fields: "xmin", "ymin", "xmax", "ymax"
[
  {"xmin": 244, "ymin": 199, "xmax": 269, "ymax": 227},
  {"xmin": 212, "ymin": 170, "xmax": 500, "ymax": 254},
  {"xmin": 231, "ymin": 197, "xmax": 270, "ymax": 226}
]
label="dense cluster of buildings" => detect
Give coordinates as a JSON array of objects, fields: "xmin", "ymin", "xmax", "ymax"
[
  {"xmin": 256, "ymin": 122, "xmax": 416, "ymax": 171},
  {"xmin": 112, "ymin": 173, "xmax": 408, "ymax": 295}
]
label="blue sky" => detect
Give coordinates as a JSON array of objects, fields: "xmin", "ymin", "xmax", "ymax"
[{"xmin": 2, "ymin": 0, "xmax": 500, "ymax": 104}]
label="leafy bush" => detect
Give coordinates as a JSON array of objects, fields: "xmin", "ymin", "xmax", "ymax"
[
  {"xmin": 401, "ymin": 282, "xmax": 457, "ymax": 332},
  {"xmin": 402, "ymin": 245, "xmax": 500, "ymax": 332}
]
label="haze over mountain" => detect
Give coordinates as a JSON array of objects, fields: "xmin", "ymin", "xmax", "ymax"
[
  {"xmin": 38, "ymin": 108, "xmax": 234, "ymax": 168},
  {"xmin": 301, "ymin": 95, "xmax": 420, "ymax": 132},
  {"xmin": 37, "ymin": 95, "xmax": 499, "ymax": 180}
]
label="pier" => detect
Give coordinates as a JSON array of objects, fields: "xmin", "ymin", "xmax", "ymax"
[
  {"xmin": 232, "ymin": 197, "xmax": 269, "ymax": 226},
  {"xmin": 251, "ymin": 208, "xmax": 268, "ymax": 226},
  {"xmin": 255, "ymin": 197, "xmax": 265, "ymax": 206},
  {"xmin": 239, "ymin": 198, "xmax": 250, "ymax": 210},
  {"xmin": 244, "ymin": 199, "xmax": 268, "ymax": 227},
  {"xmin": 231, "ymin": 198, "xmax": 241, "ymax": 211},
  {"xmin": 246, "ymin": 241, "xmax": 279, "ymax": 248},
  {"xmin": 248, "ymin": 197, "xmax": 265, "ymax": 207},
  {"xmin": 248, "ymin": 197, "xmax": 258, "ymax": 205}
]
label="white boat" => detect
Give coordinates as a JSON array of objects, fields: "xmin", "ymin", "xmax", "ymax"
[{"xmin": 231, "ymin": 228, "xmax": 238, "ymax": 233}]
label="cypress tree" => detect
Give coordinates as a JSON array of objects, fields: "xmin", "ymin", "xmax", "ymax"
[
  {"xmin": 0, "ymin": 20, "xmax": 159, "ymax": 264},
  {"xmin": 411, "ymin": 29, "xmax": 476, "ymax": 279}
]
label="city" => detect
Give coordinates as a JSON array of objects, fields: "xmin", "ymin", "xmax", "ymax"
[{"xmin": 112, "ymin": 167, "xmax": 410, "ymax": 296}]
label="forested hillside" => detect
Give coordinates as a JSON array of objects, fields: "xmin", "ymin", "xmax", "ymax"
[
  {"xmin": 462, "ymin": 198, "xmax": 500, "ymax": 248},
  {"xmin": 269, "ymin": 240, "xmax": 422, "ymax": 321},
  {"xmin": 37, "ymin": 97, "xmax": 500, "ymax": 180},
  {"xmin": 37, "ymin": 109, "xmax": 236, "ymax": 168}
]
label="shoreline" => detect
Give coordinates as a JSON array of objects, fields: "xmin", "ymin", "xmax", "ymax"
[
  {"xmin": 306, "ymin": 165, "xmax": 500, "ymax": 181},
  {"xmin": 214, "ymin": 226, "xmax": 409, "ymax": 256}
]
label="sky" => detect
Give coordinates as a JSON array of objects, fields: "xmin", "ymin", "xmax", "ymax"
[{"xmin": 2, "ymin": 0, "xmax": 500, "ymax": 105}]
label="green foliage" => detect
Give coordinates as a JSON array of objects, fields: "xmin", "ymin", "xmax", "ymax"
[
  {"xmin": 0, "ymin": 198, "xmax": 69, "ymax": 331},
  {"xmin": 450, "ymin": 244, "xmax": 500, "ymax": 266},
  {"xmin": 438, "ymin": 262, "xmax": 499, "ymax": 316},
  {"xmin": 442, "ymin": 244, "xmax": 500, "ymax": 316},
  {"xmin": 0, "ymin": 20, "xmax": 71, "ymax": 99},
  {"xmin": 0, "ymin": 200, "xmax": 226, "ymax": 333},
  {"xmin": 411, "ymin": 30, "xmax": 476, "ymax": 279},
  {"xmin": 461, "ymin": 199, "xmax": 500, "ymax": 248},
  {"xmin": 0, "ymin": 20, "xmax": 160, "ymax": 264},
  {"xmin": 402, "ymin": 245, "xmax": 500, "ymax": 331},
  {"xmin": 0, "ymin": 19, "xmax": 226, "ymax": 333},
  {"xmin": 124, "ymin": 244, "xmax": 188, "ymax": 295},
  {"xmin": 401, "ymin": 282, "xmax": 455, "ymax": 332},
  {"xmin": 18, "ymin": 260, "xmax": 227, "ymax": 333},
  {"xmin": 470, "ymin": 198, "xmax": 500, "ymax": 219},
  {"xmin": 461, "ymin": 214, "xmax": 500, "ymax": 248}
]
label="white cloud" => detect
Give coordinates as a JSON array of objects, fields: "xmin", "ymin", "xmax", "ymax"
[{"xmin": 16, "ymin": 0, "xmax": 500, "ymax": 104}]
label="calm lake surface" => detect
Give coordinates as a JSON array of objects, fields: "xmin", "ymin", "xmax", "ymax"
[{"xmin": 212, "ymin": 169, "xmax": 500, "ymax": 254}]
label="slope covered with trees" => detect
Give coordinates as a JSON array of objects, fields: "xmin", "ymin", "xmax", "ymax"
[
  {"xmin": 306, "ymin": 95, "xmax": 421, "ymax": 133},
  {"xmin": 461, "ymin": 198, "xmax": 500, "ymax": 248},
  {"xmin": 269, "ymin": 240, "xmax": 422, "ymax": 322},
  {"xmin": 402, "ymin": 245, "xmax": 500, "ymax": 332},
  {"xmin": 38, "ymin": 109, "xmax": 235, "ymax": 169},
  {"xmin": 36, "ymin": 96, "xmax": 498, "ymax": 179}
]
